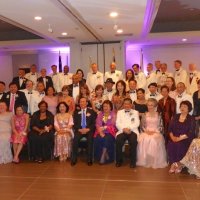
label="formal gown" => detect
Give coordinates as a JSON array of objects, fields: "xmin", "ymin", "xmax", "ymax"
[
  {"xmin": 137, "ymin": 113, "xmax": 167, "ymax": 168},
  {"xmin": 0, "ymin": 112, "xmax": 13, "ymax": 164},
  {"xmin": 133, "ymin": 101, "xmax": 148, "ymax": 115},
  {"xmin": 10, "ymin": 113, "xmax": 27, "ymax": 144},
  {"xmin": 54, "ymin": 113, "xmax": 74, "ymax": 158},
  {"xmin": 193, "ymin": 91, "xmax": 200, "ymax": 137},
  {"xmin": 167, "ymin": 114, "xmax": 196, "ymax": 164},
  {"xmin": 180, "ymin": 138, "xmax": 200, "ymax": 178},
  {"xmin": 94, "ymin": 111, "xmax": 117, "ymax": 163},
  {"xmin": 43, "ymin": 96, "xmax": 58, "ymax": 115}
]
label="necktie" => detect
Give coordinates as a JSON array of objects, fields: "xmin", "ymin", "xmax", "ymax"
[
  {"xmin": 111, "ymin": 71, "xmax": 115, "ymax": 74},
  {"xmin": 31, "ymin": 73, "xmax": 35, "ymax": 75},
  {"xmin": 130, "ymin": 91, "xmax": 135, "ymax": 94},
  {"xmin": 81, "ymin": 110, "xmax": 86, "ymax": 128},
  {"xmin": 9, "ymin": 94, "xmax": 15, "ymax": 112},
  {"xmin": 190, "ymin": 73, "xmax": 193, "ymax": 84},
  {"xmin": 73, "ymin": 84, "xmax": 78, "ymax": 87},
  {"xmin": 64, "ymin": 73, "xmax": 68, "ymax": 76},
  {"xmin": 135, "ymin": 73, "xmax": 138, "ymax": 76}
]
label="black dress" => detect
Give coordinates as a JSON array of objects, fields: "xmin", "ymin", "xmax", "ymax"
[
  {"xmin": 193, "ymin": 91, "xmax": 200, "ymax": 136},
  {"xmin": 29, "ymin": 110, "xmax": 54, "ymax": 160},
  {"xmin": 133, "ymin": 101, "xmax": 148, "ymax": 115}
]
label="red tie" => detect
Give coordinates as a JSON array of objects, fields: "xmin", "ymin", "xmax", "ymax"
[{"xmin": 9, "ymin": 94, "xmax": 15, "ymax": 112}]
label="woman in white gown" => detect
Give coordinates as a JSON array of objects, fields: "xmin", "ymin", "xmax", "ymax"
[
  {"xmin": 137, "ymin": 98, "xmax": 167, "ymax": 168},
  {"xmin": 0, "ymin": 101, "xmax": 13, "ymax": 164}
]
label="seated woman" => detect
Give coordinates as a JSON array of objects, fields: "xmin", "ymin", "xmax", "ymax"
[
  {"xmin": 94, "ymin": 100, "xmax": 117, "ymax": 164},
  {"xmin": 0, "ymin": 101, "xmax": 13, "ymax": 164},
  {"xmin": 58, "ymin": 85, "xmax": 75, "ymax": 114},
  {"xmin": 54, "ymin": 102, "xmax": 74, "ymax": 162},
  {"xmin": 91, "ymin": 84, "xmax": 106, "ymax": 114},
  {"xmin": 29, "ymin": 101, "xmax": 54, "ymax": 163},
  {"xmin": 167, "ymin": 100, "xmax": 195, "ymax": 173},
  {"xmin": 137, "ymin": 98, "xmax": 167, "ymax": 169},
  {"xmin": 180, "ymin": 137, "xmax": 200, "ymax": 179},
  {"xmin": 11, "ymin": 105, "xmax": 29, "ymax": 163}
]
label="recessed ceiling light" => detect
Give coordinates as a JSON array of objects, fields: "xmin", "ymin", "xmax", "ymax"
[
  {"xmin": 34, "ymin": 16, "xmax": 42, "ymax": 21},
  {"xmin": 109, "ymin": 12, "xmax": 118, "ymax": 18},
  {"xmin": 182, "ymin": 38, "xmax": 187, "ymax": 42},
  {"xmin": 62, "ymin": 32, "xmax": 68, "ymax": 36},
  {"xmin": 117, "ymin": 29, "xmax": 123, "ymax": 34}
]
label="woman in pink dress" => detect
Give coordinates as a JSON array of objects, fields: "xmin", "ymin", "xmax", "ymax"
[
  {"xmin": 43, "ymin": 86, "xmax": 58, "ymax": 115},
  {"xmin": 137, "ymin": 98, "xmax": 167, "ymax": 169},
  {"xmin": 58, "ymin": 85, "xmax": 75, "ymax": 114},
  {"xmin": 11, "ymin": 105, "xmax": 29, "ymax": 163},
  {"xmin": 54, "ymin": 102, "xmax": 74, "ymax": 162}
]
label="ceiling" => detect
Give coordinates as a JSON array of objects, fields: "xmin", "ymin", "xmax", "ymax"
[{"xmin": 0, "ymin": 0, "xmax": 200, "ymax": 52}]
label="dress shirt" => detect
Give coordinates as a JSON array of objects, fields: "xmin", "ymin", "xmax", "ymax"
[
  {"xmin": 50, "ymin": 72, "xmax": 60, "ymax": 92},
  {"xmin": 174, "ymin": 67, "xmax": 188, "ymax": 85},
  {"xmin": 145, "ymin": 92, "xmax": 163, "ymax": 101}
]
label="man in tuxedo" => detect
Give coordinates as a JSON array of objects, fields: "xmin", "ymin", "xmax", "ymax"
[
  {"xmin": 115, "ymin": 98, "xmax": 140, "ymax": 168},
  {"xmin": 68, "ymin": 74, "xmax": 81, "ymax": 101},
  {"xmin": 12, "ymin": 68, "xmax": 28, "ymax": 90},
  {"xmin": 37, "ymin": 68, "xmax": 53, "ymax": 90},
  {"xmin": 49, "ymin": 65, "xmax": 60, "ymax": 93},
  {"xmin": 25, "ymin": 64, "xmax": 39, "ymax": 89},
  {"xmin": 174, "ymin": 60, "xmax": 187, "ymax": 85},
  {"xmin": 71, "ymin": 97, "xmax": 97, "ymax": 166},
  {"xmin": 2, "ymin": 82, "xmax": 28, "ymax": 113},
  {"xmin": 0, "ymin": 81, "xmax": 6, "ymax": 100},
  {"xmin": 132, "ymin": 64, "xmax": 146, "ymax": 89}
]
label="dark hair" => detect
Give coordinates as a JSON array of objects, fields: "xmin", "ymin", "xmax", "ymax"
[
  {"xmin": 148, "ymin": 82, "xmax": 158, "ymax": 88},
  {"xmin": 0, "ymin": 81, "xmax": 5, "ymax": 86},
  {"xmin": 137, "ymin": 88, "xmax": 145, "ymax": 94},
  {"xmin": 14, "ymin": 105, "xmax": 25, "ymax": 115},
  {"xmin": 132, "ymin": 64, "xmax": 140, "ymax": 69},
  {"xmin": 197, "ymin": 79, "xmax": 200, "ymax": 85},
  {"xmin": 102, "ymin": 100, "xmax": 113, "ymax": 111},
  {"xmin": 128, "ymin": 78, "xmax": 137, "ymax": 84},
  {"xmin": 46, "ymin": 86, "xmax": 56, "ymax": 96},
  {"xmin": 76, "ymin": 68, "xmax": 84, "ymax": 77},
  {"xmin": 180, "ymin": 100, "xmax": 192, "ymax": 113},
  {"xmin": 160, "ymin": 85, "xmax": 169, "ymax": 92},
  {"xmin": 123, "ymin": 97, "xmax": 132, "ymax": 104},
  {"xmin": 79, "ymin": 84, "xmax": 90, "ymax": 97},
  {"xmin": 9, "ymin": 82, "xmax": 17, "ymax": 88},
  {"xmin": 175, "ymin": 60, "xmax": 182, "ymax": 65},
  {"xmin": 56, "ymin": 101, "xmax": 69, "ymax": 113},
  {"xmin": 38, "ymin": 100, "xmax": 48, "ymax": 109},
  {"xmin": 95, "ymin": 84, "xmax": 104, "ymax": 92},
  {"xmin": 115, "ymin": 80, "xmax": 126, "ymax": 96},
  {"xmin": 125, "ymin": 69, "xmax": 134, "ymax": 81},
  {"xmin": 167, "ymin": 77, "xmax": 176, "ymax": 91},
  {"xmin": 51, "ymin": 65, "xmax": 57, "ymax": 68}
]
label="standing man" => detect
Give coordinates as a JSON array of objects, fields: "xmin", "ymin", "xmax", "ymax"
[
  {"xmin": 37, "ymin": 68, "xmax": 53, "ymax": 90},
  {"xmin": 103, "ymin": 78, "xmax": 115, "ymax": 101},
  {"xmin": 128, "ymin": 79, "xmax": 137, "ymax": 102},
  {"xmin": 12, "ymin": 68, "xmax": 28, "ymax": 90},
  {"xmin": 0, "ymin": 81, "xmax": 6, "ymax": 100},
  {"xmin": 86, "ymin": 63, "xmax": 104, "ymax": 92},
  {"xmin": 25, "ymin": 64, "xmax": 39, "ymax": 89},
  {"xmin": 105, "ymin": 62, "xmax": 123, "ymax": 87},
  {"xmin": 132, "ymin": 64, "xmax": 146, "ymax": 89},
  {"xmin": 115, "ymin": 98, "xmax": 140, "ymax": 168},
  {"xmin": 71, "ymin": 97, "xmax": 97, "ymax": 166},
  {"xmin": 49, "ymin": 65, "xmax": 60, "ymax": 93},
  {"xmin": 146, "ymin": 63, "xmax": 157, "ymax": 89},
  {"xmin": 174, "ymin": 60, "xmax": 187, "ymax": 85},
  {"xmin": 59, "ymin": 65, "xmax": 73, "ymax": 90},
  {"xmin": 68, "ymin": 74, "xmax": 81, "ymax": 101}
]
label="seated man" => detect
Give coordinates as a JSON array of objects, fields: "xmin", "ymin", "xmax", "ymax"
[
  {"xmin": 71, "ymin": 97, "xmax": 97, "ymax": 166},
  {"xmin": 116, "ymin": 98, "xmax": 140, "ymax": 168}
]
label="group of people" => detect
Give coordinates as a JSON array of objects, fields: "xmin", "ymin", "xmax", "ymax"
[{"xmin": 0, "ymin": 60, "xmax": 200, "ymax": 179}]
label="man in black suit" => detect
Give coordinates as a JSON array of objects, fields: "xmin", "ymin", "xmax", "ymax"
[
  {"xmin": 0, "ymin": 81, "xmax": 6, "ymax": 100},
  {"xmin": 71, "ymin": 97, "xmax": 97, "ymax": 166},
  {"xmin": 12, "ymin": 68, "xmax": 28, "ymax": 90},
  {"xmin": 68, "ymin": 74, "xmax": 81, "ymax": 100},
  {"xmin": 2, "ymin": 82, "xmax": 28, "ymax": 113},
  {"xmin": 37, "ymin": 68, "xmax": 53, "ymax": 90}
]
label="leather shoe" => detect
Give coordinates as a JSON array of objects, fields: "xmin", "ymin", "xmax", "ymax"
[
  {"xmin": 130, "ymin": 163, "xmax": 136, "ymax": 168},
  {"xmin": 71, "ymin": 160, "xmax": 77, "ymax": 166},
  {"xmin": 115, "ymin": 162, "xmax": 122, "ymax": 167},
  {"xmin": 87, "ymin": 161, "xmax": 93, "ymax": 166}
]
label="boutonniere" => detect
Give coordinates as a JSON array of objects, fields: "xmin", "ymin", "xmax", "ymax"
[
  {"xmin": 15, "ymin": 94, "xmax": 18, "ymax": 98},
  {"xmin": 129, "ymin": 112, "xmax": 133, "ymax": 116},
  {"xmin": 196, "ymin": 77, "xmax": 199, "ymax": 83},
  {"xmin": 131, "ymin": 118, "xmax": 135, "ymax": 123},
  {"xmin": 102, "ymin": 115, "xmax": 111, "ymax": 123},
  {"xmin": 78, "ymin": 111, "xmax": 82, "ymax": 114},
  {"xmin": 86, "ymin": 113, "xmax": 91, "ymax": 117},
  {"xmin": 6, "ymin": 94, "xmax": 10, "ymax": 99}
]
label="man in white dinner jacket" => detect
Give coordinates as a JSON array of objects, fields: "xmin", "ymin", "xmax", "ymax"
[
  {"xmin": 49, "ymin": 65, "xmax": 60, "ymax": 93},
  {"xmin": 132, "ymin": 64, "xmax": 146, "ymax": 89},
  {"xmin": 115, "ymin": 98, "xmax": 140, "ymax": 168},
  {"xmin": 86, "ymin": 63, "xmax": 104, "ymax": 92},
  {"xmin": 174, "ymin": 60, "xmax": 188, "ymax": 86},
  {"xmin": 25, "ymin": 64, "xmax": 39, "ymax": 89}
]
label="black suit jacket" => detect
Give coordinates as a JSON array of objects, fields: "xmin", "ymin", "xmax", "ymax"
[
  {"xmin": 12, "ymin": 76, "xmax": 28, "ymax": 90},
  {"xmin": 1, "ymin": 91, "xmax": 28, "ymax": 112},
  {"xmin": 73, "ymin": 108, "xmax": 97, "ymax": 134},
  {"xmin": 68, "ymin": 83, "xmax": 81, "ymax": 97},
  {"xmin": 37, "ymin": 76, "xmax": 53, "ymax": 89}
]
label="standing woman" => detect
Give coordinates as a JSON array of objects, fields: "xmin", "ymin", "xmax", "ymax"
[
  {"xmin": 124, "ymin": 69, "xmax": 135, "ymax": 91},
  {"xmin": 167, "ymin": 101, "xmax": 195, "ymax": 173},
  {"xmin": 158, "ymin": 85, "xmax": 176, "ymax": 141},
  {"xmin": 58, "ymin": 85, "xmax": 75, "ymax": 114},
  {"xmin": 94, "ymin": 100, "xmax": 117, "ymax": 164},
  {"xmin": 76, "ymin": 69, "xmax": 86, "ymax": 84},
  {"xmin": 0, "ymin": 101, "xmax": 13, "ymax": 164},
  {"xmin": 165, "ymin": 77, "xmax": 177, "ymax": 99},
  {"xmin": 11, "ymin": 105, "xmax": 29, "ymax": 163},
  {"xmin": 54, "ymin": 102, "xmax": 74, "ymax": 162},
  {"xmin": 193, "ymin": 79, "xmax": 200, "ymax": 137},
  {"xmin": 29, "ymin": 101, "xmax": 54, "ymax": 163},
  {"xmin": 43, "ymin": 86, "xmax": 58, "ymax": 115},
  {"xmin": 112, "ymin": 80, "xmax": 130, "ymax": 111}
]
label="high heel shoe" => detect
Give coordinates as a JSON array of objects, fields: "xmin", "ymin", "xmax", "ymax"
[
  {"xmin": 175, "ymin": 163, "xmax": 183, "ymax": 174},
  {"xmin": 169, "ymin": 163, "xmax": 176, "ymax": 173}
]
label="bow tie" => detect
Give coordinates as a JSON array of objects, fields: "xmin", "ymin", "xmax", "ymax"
[
  {"xmin": 111, "ymin": 71, "xmax": 115, "ymax": 74},
  {"xmin": 31, "ymin": 73, "xmax": 36, "ymax": 75},
  {"xmin": 190, "ymin": 73, "xmax": 193, "ymax": 75},
  {"xmin": 176, "ymin": 69, "xmax": 180, "ymax": 72},
  {"xmin": 162, "ymin": 72, "xmax": 165, "ymax": 75},
  {"xmin": 150, "ymin": 94, "xmax": 156, "ymax": 97},
  {"xmin": 129, "ymin": 91, "xmax": 136, "ymax": 94},
  {"xmin": 125, "ymin": 110, "xmax": 130, "ymax": 113},
  {"xmin": 40, "ymin": 92, "xmax": 45, "ymax": 95},
  {"xmin": 64, "ymin": 73, "xmax": 68, "ymax": 76},
  {"xmin": 156, "ymin": 70, "xmax": 160, "ymax": 74},
  {"xmin": 20, "ymin": 77, "xmax": 24, "ymax": 79},
  {"xmin": 134, "ymin": 73, "xmax": 138, "ymax": 76},
  {"xmin": 73, "ymin": 84, "xmax": 78, "ymax": 87},
  {"xmin": 178, "ymin": 95, "xmax": 182, "ymax": 98},
  {"xmin": 92, "ymin": 72, "xmax": 97, "ymax": 74},
  {"xmin": 28, "ymin": 92, "xmax": 32, "ymax": 94},
  {"xmin": 53, "ymin": 73, "xmax": 57, "ymax": 76}
]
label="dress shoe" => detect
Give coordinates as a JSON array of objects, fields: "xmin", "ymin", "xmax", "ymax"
[
  {"xmin": 115, "ymin": 162, "xmax": 122, "ymax": 167},
  {"xmin": 87, "ymin": 161, "xmax": 93, "ymax": 166},
  {"xmin": 130, "ymin": 163, "xmax": 136, "ymax": 168},
  {"xmin": 71, "ymin": 160, "xmax": 77, "ymax": 166}
]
